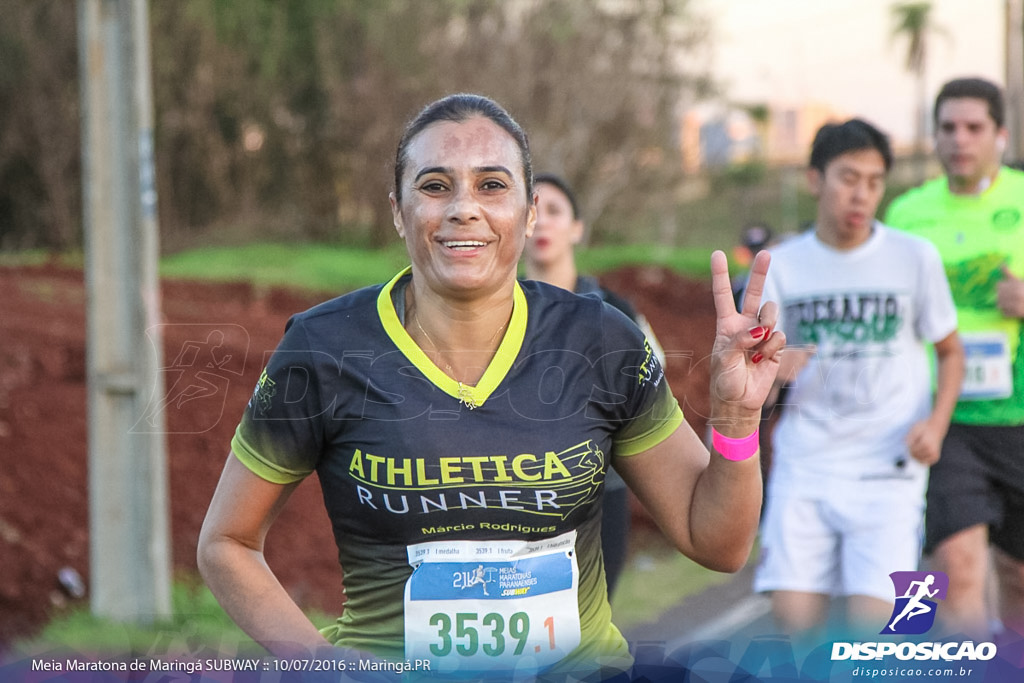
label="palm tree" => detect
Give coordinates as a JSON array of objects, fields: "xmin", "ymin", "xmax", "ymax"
[{"xmin": 890, "ymin": 2, "xmax": 948, "ymax": 179}]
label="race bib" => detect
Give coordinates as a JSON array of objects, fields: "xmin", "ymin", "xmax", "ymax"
[
  {"xmin": 404, "ymin": 531, "xmax": 581, "ymax": 677},
  {"xmin": 960, "ymin": 332, "xmax": 1013, "ymax": 400}
]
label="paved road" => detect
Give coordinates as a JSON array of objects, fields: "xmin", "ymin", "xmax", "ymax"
[{"xmin": 621, "ymin": 563, "xmax": 772, "ymax": 646}]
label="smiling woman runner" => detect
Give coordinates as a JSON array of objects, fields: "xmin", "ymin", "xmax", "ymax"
[{"xmin": 197, "ymin": 93, "xmax": 785, "ymax": 681}]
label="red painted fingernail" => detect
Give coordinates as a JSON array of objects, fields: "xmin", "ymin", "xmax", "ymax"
[
  {"xmin": 751, "ymin": 352, "xmax": 764, "ymax": 364},
  {"xmin": 749, "ymin": 326, "xmax": 766, "ymax": 340}
]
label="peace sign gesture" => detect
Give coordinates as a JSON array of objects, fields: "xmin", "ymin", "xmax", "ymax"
[{"xmin": 709, "ymin": 249, "xmax": 785, "ymax": 424}]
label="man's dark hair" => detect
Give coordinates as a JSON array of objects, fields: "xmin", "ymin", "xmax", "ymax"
[
  {"xmin": 809, "ymin": 119, "xmax": 892, "ymax": 173},
  {"xmin": 534, "ymin": 173, "xmax": 580, "ymax": 220},
  {"xmin": 393, "ymin": 93, "xmax": 533, "ymax": 203},
  {"xmin": 934, "ymin": 77, "xmax": 1005, "ymax": 128}
]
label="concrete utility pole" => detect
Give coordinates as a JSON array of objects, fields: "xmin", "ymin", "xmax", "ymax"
[
  {"xmin": 1007, "ymin": 0, "xmax": 1024, "ymax": 161},
  {"xmin": 77, "ymin": 0, "xmax": 171, "ymax": 622}
]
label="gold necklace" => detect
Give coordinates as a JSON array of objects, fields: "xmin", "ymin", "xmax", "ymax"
[{"xmin": 412, "ymin": 311, "xmax": 508, "ymax": 410}]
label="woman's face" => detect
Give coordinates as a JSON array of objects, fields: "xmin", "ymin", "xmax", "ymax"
[
  {"xmin": 524, "ymin": 182, "xmax": 583, "ymax": 269},
  {"xmin": 391, "ymin": 116, "xmax": 535, "ymax": 299}
]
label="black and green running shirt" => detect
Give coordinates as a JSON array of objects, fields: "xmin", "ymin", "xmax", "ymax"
[
  {"xmin": 885, "ymin": 167, "xmax": 1024, "ymax": 426},
  {"xmin": 231, "ymin": 268, "xmax": 683, "ymax": 674}
]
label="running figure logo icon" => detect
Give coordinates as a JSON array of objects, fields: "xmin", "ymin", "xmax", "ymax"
[
  {"xmin": 881, "ymin": 571, "xmax": 949, "ymax": 635},
  {"xmin": 458, "ymin": 565, "xmax": 496, "ymax": 596}
]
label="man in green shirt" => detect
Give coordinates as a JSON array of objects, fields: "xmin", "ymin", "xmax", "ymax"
[{"xmin": 886, "ymin": 77, "xmax": 1024, "ymax": 641}]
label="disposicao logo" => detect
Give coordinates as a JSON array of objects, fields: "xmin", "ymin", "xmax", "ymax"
[
  {"xmin": 881, "ymin": 570, "xmax": 948, "ymax": 635},
  {"xmin": 831, "ymin": 570, "xmax": 998, "ymax": 663}
]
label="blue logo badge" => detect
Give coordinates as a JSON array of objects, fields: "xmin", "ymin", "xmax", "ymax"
[{"xmin": 881, "ymin": 571, "xmax": 949, "ymax": 635}]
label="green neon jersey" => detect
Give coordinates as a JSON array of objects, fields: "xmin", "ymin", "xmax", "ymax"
[{"xmin": 885, "ymin": 167, "xmax": 1024, "ymax": 425}]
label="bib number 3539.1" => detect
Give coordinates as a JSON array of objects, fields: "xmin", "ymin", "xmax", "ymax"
[{"xmin": 404, "ymin": 531, "xmax": 580, "ymax": 676}]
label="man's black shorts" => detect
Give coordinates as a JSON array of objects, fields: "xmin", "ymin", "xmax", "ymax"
[{"xmin": 925, "ymin": 423, "xmax": 1024, "ymax": 559}]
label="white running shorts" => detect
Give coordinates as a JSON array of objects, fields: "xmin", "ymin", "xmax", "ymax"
[{"xmin": 753, "ymin": 492, "xmax": 924, "ymax": 602}]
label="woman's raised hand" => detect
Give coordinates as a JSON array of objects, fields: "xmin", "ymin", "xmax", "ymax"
[{"xmin": 708, "ymin": 249, "xmax": 786, "ymax": 418}]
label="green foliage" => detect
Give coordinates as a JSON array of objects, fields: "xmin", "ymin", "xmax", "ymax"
[
  {"xmin": 610, "ymin": 539, "xmax": 731, "ymax": 631},
  {"xmin": 0, "ymin": 10, "xmax": 27, "ymax": 94},
  {"xmin": 1, "ymin": 0, "xmax": 929, "ymax": 261},
  {"xmin": 742, "ymin": 103, "xmax": 770, "ymax": 124},
  {"xmin": 11, "ymin": 554, "xmax": 720, "ymax": 658},
  {"xmin": 0, "ymin": 0, "xmax": 79, "ymax": 250},
  {"xmin": 0, "ymin": 249, "xmax": 50, "ymax": 267},
  {"xmin": 13, "ymin": 577, "xmax": 333, "ymax": 657},
  {"xmin": 577, "ymin": 245, "xmax": 714, "ymax": 278},
  {"xmin": 196, "ymin": 0, "xmax": 339, "ymax": 85},
  {"xmin": 716, "ymin": 161, "xmax": 767, "ymax": 188},
  {"xmin": 159, "ymin": 241, "xmax": 714, "ymax": 295},
  {"xmin": 676, "ymin": 167, "xmax": 818, "ymax": 247},
  {"xmin": 890, "ymin": 2, "xmax": 938, "ymax": 73},
  {"xmin": 1, "ymin": 242, "xmax": 720, "ymax": 291},
  {"xmin": 1, "ymin": 0, "xmax": 717, "ymax": 252},
  {"xmin": 160, "ymin": 242, "xmax": 412, "ymax": 293}
]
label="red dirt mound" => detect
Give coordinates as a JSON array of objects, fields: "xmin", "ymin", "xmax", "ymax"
[{"xmin": 0, "ymin": 264, "xmax": 716, "ymax": 647}]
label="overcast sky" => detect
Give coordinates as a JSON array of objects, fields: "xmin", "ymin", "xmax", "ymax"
[{"xmin": 703, "ymin": 0, "xmax": 1005, "ymax": 144}]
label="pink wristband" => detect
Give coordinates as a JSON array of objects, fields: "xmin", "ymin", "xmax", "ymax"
[{"xmin": 711, "ymin": 427, "xmax": 759, "ymax": 462}]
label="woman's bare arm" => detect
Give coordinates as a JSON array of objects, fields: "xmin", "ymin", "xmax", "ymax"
[{"xmin": 197, "ymin": 453, "xmax": 331, "ymax": 656}]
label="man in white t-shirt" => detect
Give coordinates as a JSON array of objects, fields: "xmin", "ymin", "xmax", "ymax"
[{"xmin": 753, "ymin": 119, "xmax": 965, "ymax": 638}]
